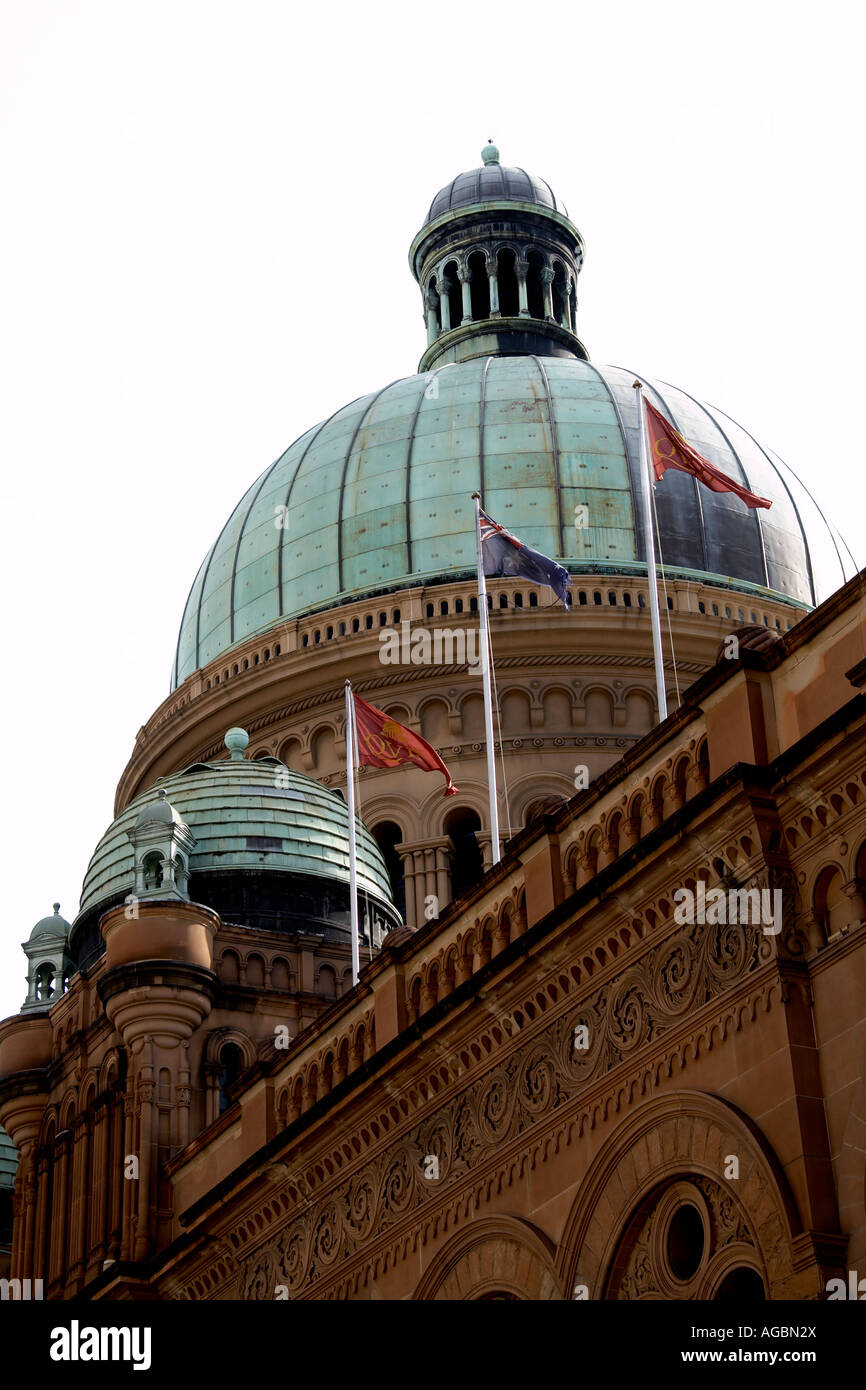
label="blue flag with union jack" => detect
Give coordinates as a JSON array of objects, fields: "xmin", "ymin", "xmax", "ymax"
[{"xmin": 479, "ymin": 508, "xmax": 571, "ymax": 607}]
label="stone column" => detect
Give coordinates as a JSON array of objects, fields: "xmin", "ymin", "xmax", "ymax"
[
  {"xmin": 477, "ymin": 832, "xmax": 494, "ymax": 871},
  {"xmin": 458, "ymin": 265, "xmax": 472, "ymax": 324},
  {"xmin": 564, "ymin": 278, "xmax": 574, "ymax": 331},
  {"xmin": 120, "ymin": 1084, "xmax": 137, "ymax": 1261},
  {"xmin": 134, "ymin": 1062, "xmax": 156, "ymax": 1263},
  {"xmin": 439, "ymin": 279, "xmax": 453, "ymax": 332},
  {"xmin": 48, "ymin": 1132, "xmax": 70, "ymax": 1290},
  {"xmin": 398, "ymin": 846, "xmax": 417, "ymax": 928},
  {"xmin": 516, "ymin": 260, "xmax": 530, "ymax": 316},
  {"xmin": 86, "ymin": 1098, "xmax": 109, "ymax": 1279},
  {"xmin": 425, "ymin": 287, "xmax": 439, "ymax": 344},
  {"xmin": 433, "ymin": 840, "xmax": 451, "ymax": 910},
  {"xmin": 488, "ymin": 263, "xmax": 500, "ymax": 316},
  {"xmin": 67, "ymin": 1113, "xmax": 90, "ymax": 1287},
  {"xmin": 540, "ymin": 266, "xmax": 555, "ymax": 320},
  {"xmin": 16, "ymin": 1144, "xmax": 37, "ymax": 1285},
  {"xmin": 107, "ymin": 1091, "xmax": 124, "ymax": 1261},
  {"xmin": 33, "ymin": 1149, "xmax": 50, "ymax": 1284}
]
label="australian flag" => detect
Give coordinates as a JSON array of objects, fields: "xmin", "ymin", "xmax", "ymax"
[{"xmin": 479, "ymin": 508, "xmax": 571, "ymax": 607}]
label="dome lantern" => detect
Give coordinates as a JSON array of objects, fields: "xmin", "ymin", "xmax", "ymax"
[
  {"xmin": 409, "ymin": 146, "xmax": 588, "ymax": 371},
  {"xmin": 20, "ymin": 903, "xmax": 74, "ymax": 1014},
  {"xmin": 127, "ymin": 787, "xmax": 196, "ymax": 902}
]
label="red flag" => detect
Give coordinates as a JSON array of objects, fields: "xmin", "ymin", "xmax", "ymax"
[
  {"xmin": 352, "ymin": 694, "xmax": 458, "ymax": 797},
  {"xmin": 644, "ymin": 398, "xmax": 772, "ymax": 510}
]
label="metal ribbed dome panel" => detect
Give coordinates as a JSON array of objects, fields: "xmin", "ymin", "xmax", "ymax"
[
  {"xmin": 425, "ymin": 163, "xmax": 563, "ymax": 223},
  {"xmin": 76, "ymin": 759, "xmax": 393, "ymax": 921},
  {"xmin": 171, "ymin": 357, "xmax": 854, "ymax": 688}
]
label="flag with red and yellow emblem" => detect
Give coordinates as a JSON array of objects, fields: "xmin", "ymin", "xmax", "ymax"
[
  {"xmin": 644, "ymin": 397, "xmax": 772, "ymax": 510},
  {"xmin": 352, "ymin": 693, "xmax": 458, "ymax": 796}
]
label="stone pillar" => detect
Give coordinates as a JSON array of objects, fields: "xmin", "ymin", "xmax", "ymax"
[
  {"xmin": 107, "ymin": 1092, "xmax": 124, "ymax": 1261},
  {"xmin": 120, "ymin": 1085, "xmax": 137, "ymax": 1261},
  {"xmin": 33, "ymin": 1149, "xmax": 50, "ymax": 1283},
  {"xmin": 516, "ymin": 260, "xmax": 530, "ymax": 316},
  {"xmin": 48, "ymin": 1132, "xmax": 70, "ymax": 1289},
  {"xmin": 425, "ymin": 287, "xmax": 439, "ymax": 344},
  {"xmin": 488, "ymin": 263, "xmax": 500, "ymax": 316},
  {"xmin": 17, "ymin": 1144, "xmax": 37, "ymax": 1285},
  {"xmin": 439, "ymin": 279, "xmax": 453, "ymax": 332},
  {"xmin": 86, "ymin": 1099, "xmax": 109, "ymax": 1279},
  {"xmin": 433, "ymin": 841, "xmax": 451, "ymax": 910},
  {"xmin": 564, "ymin": 279, "xmax": 574, "ymax": 331},
  {"xmin": 540, "ymin": 266, "xmax": 555, "ymax": 320},
  {"xmin": 67, "ymin": 1112, "xmax": 90, "ymax": 1287},
  {"xmin": 134, "ymin": 1063, "xmax": 155, "ymax": 1263},
  {"xmin": 458, "ymin": 265, "xmax": 472, "ymax": 324},
  {"xmin": 477, "ymin": 832, "xmax": 494, "ymax": 871},
  {"xmin": 398, "ymin": 846, "xmax": 418, "ymax": 928}
]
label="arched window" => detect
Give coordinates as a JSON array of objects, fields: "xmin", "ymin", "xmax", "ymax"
[
  {"xmin": 443, "ymin": 260, "xmax": 461, "ymax": 330},
  {"xmin": 218, "ymin": 1043, "xmax": 244, "ymax": 1115},
  {"xmin": 142, "ymin": 852, "xmax": 163, "ymax": 890},
  {"xmin": 35, "ymin": 962, "xmax": 55, "ymax": 1001},
  {"xmin": 496, "ymin": 249, "xmax": 519, "ymax": 316},
  {"xmin": 372, "ymin": 821, "xmax": 406, "ymax": 920},
  {"xmin": 468, "ymin": 251, "xmax": 490, "ymax": 320},
  {"xmin": 317, "ymin": 964, "xmax": 336, "ymax": 1000},
  {"xmin": 445, "ymin": 807, "xmax": 484, "ymax": 899},
  {"xmin": 526, "ymin": 249, "xmax": 545, "ymax": 320}
]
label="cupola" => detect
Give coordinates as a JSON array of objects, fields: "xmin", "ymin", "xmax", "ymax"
[
  {"xmin": 20, "ymin": 903, "xmax": 74, "ymax": 1013},
  {"xmin": 409, "ymin": 143, "xmax": 588, "ymax": 371},
  {"xmin": 127, "ymin": 787, "xmax": 196, "ymax": 902}
]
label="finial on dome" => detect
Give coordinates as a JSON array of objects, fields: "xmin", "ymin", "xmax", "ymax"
[
  {"xmin": 481, "ymin": 140, "xmax": 499, "ymax": 165},
  {"xmin": 53, "ymin": 902, "xmax": 60, "ymax": 914},
  {"xmin": 225, "ymin": 727, "xmax": 249, "ymax": 761},
  {"xmin": 158, "ymin": 788, "xmax": 168, "ymax": 800}
]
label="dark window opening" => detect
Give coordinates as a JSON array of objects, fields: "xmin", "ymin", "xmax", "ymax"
[
  {"xmin": 526, "ymin": 250, "xmax": 544, "ymax": 319},
  {"xmin": 497, "ymin": 249, "xmax": 519, "ymax": 316},
  {"xmin": 218, "ymin": 1043, "xmax": 244, "ymax": 1115},
  {"xmin": 667, "ymin": 1204, "xmax": 704, "ymax": 1281},
  {"xmin": 446, "ymin": 807, "xmax": 484, "ymax": 900},
  {"xmin": 468, "ymin": 251, "xmax": 490, "ymax": 320},
  {"xmin": 372, "ymin": 821, "xmax": 406, "ymax": 921},
  {"xmin": 443, "ymin": 260, "xmax": 462, "ymax": 328}
]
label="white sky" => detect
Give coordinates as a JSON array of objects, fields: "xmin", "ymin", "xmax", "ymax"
[{"xmin": 0, "ymin": 0, "xmax": 863, "ymax": 1023}]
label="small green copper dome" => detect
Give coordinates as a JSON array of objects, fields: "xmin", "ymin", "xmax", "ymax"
[
  {"xmin": 29, "ymin": 903, "xmax": 71, "ymax": 941},
  {"xmin": 76, "ymin": 757, "xmax": 394, "ymax": 924},
  {"xmin": 171, "ymin": 358, "xmax": 854, "ymax": 688},
  {"xmin": 134, "ymin": 787, "xmax": 186, "ymax": 830}
]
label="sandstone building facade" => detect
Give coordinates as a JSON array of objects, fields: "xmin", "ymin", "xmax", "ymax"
[{"xmin": 1, "ymin": 147, "xmax": 862, "ymax": 1301}]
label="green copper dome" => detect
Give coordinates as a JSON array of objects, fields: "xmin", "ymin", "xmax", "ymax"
[
  {"xmin": 171, "ymin": 357, "xmax": 853, "ymax": 689},
  {"xmin": 74, "ymin": 755, "xmax": 394, "ymax": 928}
]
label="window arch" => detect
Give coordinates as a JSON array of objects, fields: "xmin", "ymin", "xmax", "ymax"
[
  {"xmin": 445, "ymin": 806, "xmax": 484, "ymax": 899},
  {"xmin": 468, "ymin": 251, "xmax": 490, "ymax": 320},
  {"xmin": 525, "ymin": 249, "xmax": 545, "ymax": 319},
  {"xmin": 442, "ymin": 260, "xmax": 461, "ymax": 330},
  {"xmin": 372, "ymin": 821, "xmax": 406, "ymax": 920},
  {"xmin": 496, "ymin": 248, "xmax": 519, "ymax": 316},
  {"xmin": 218, "ymin": 1042, "xmax": 244, "ymax": 1115}
]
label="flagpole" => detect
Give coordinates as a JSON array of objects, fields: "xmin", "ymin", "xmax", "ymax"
[
  {"xmin": 633, "ymin": 382, "xmax": 668, "ymax": 723},
  {"xmin": 472, "ymin": 493, "xmax": 501, "ymax": 863},
  {"xmin": 344, "ymin": 681, "xmax": 361, "ymax": 985}
]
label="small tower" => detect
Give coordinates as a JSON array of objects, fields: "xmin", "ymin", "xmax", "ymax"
[
  {"xmin": 127, "ymin": 788, "xmax": 196, "ymax": 901},
  {"xmin": 21, "ymin": 904, "xmax": 74, "ymax": 1013},
  {"xmin": 410, "ymin": 142, "xmax": 588, "ymax": 372}
]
